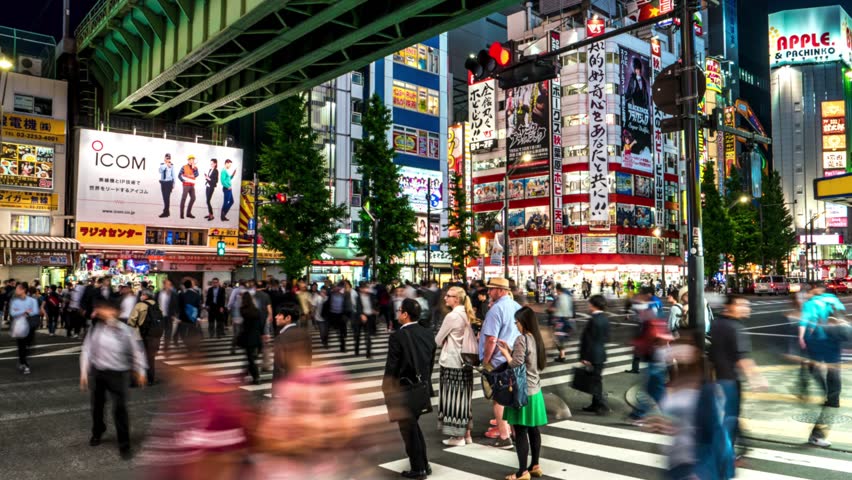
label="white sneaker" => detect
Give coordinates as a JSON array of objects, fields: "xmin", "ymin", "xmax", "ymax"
[
  {"xmin": 809, "ymin": 436, "xmax": 831, "ymax": 448},
  {"xmin": 22, "ymin": 366, "xmax": 31, "ymax": 375},
  {"xmin": 442, "ymin": 437, "xmax": 466, "ymax": 446}
]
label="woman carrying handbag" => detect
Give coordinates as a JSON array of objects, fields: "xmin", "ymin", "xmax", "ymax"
[
  {"xmin": 434, "ymin": 286, "xmax": 477, "ymax": 446},
  {"xmin": 495, "ymin": 306, "xmax": 548, "ymax": 480}
]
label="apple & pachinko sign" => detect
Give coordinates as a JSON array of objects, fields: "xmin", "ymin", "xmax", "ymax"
[{"xmin": 769, "ymin": 5, "xmax": 852, "ymax": 68}]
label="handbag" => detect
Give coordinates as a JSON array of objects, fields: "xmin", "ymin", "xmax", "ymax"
[
  {"xmin": 385, "ymin": 329, "xmax": 433, "ymax": 422},
  {"xmin": 483, "ymin": 336, "xmax": 529, "ymax": 409},
  {"xmin": 11, "ymin": 317, "xmax": 29, "ymax": 338},
  {"xmin": 571, "ymin": 365, "xmax": 597, "ymax": 395},
  {"xmin": 461, "ymin": 322, "xmax": 480, "ymax": 367}
]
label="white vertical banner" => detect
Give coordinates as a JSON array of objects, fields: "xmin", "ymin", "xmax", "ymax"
[
  {"xmin": 468, "ymin": 79, "xmax": 497, "ymax": 151},
  {"xmin": 550, "ymin": 30, "xmax": 563, "ymax": 235},
  {"xmin": 587, "ymin": 40, "xmax": 609, "ymax": 229},
  {"xmin": 651, "ymin": 37, "xmax": 665, "ymax": 227}
]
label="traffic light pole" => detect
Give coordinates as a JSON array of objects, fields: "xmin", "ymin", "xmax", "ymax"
[
  {"xmin": 252, "ymin": 171, "xmax": 259, "ymax": 282},
  {"xmin": 678, "ymin": 0, "xmax": 706, "ymax": 347}
]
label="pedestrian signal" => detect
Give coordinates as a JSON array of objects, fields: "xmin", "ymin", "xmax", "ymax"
[{"xmin": 217, "ymin": 240, "xmax": 226, "ymax": 256}]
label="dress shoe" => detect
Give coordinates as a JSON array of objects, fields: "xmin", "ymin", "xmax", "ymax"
[
  {"xmin": 400, "ymin": 470, "xmax": 427, "ymax": 479},
  {"xmin": 119, "ymin": 447, "xmax": 133, "ymax": 460},
  {"xmin": 624, "ymin": 369, "xmax": 640, "ymax": 374},
  {"xmin": 158, "ymin": 212, "xmax": 169, "ymax": 218},
  {"xmin": 89, "ymin": 436, "xmax": 101, "ymax": 447},
  {"xmin": 427, "ymin": 465, "xmax": 432, "ymax": 475},
  {"xmin": 187, "ymin": 214, "xmax": 195, "ymax": 219}
]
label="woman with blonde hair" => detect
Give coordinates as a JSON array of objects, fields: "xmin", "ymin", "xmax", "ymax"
[{"xmin": 434, "ymin": 285, "xmax": 477, "ymax": 446}]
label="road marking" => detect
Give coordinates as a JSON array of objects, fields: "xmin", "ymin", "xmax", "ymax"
[
  {"xmin": 743, "ymin": 321, "xmax": 797, "ymax": 331},
  {"xmin": 380, "ymin": 458, "xmax": 493, "ymax": 480}
]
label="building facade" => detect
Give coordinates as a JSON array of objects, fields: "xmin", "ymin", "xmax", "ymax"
[
  {"xmin": 770, "ymin": 5, "xmax": 852, "ymax": 279},
  {"xmin": 468, "ymin": 9, "xmax": 700, "ymax": 290}
]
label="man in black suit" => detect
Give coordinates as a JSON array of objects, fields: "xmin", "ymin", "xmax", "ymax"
[
  {"xmin": 205, "ymin": 278, "xmax": 227, "ymax": 338},
  {"xmin": 580, "ymin": 294, "xmax": 611, "ymax": 414},
  {"xmin": 272, "ymin": 304, "xmax": 311, "ymax": 385},
  {"xmin": 382, "ymin": 298, "xmax": 437, "ymax": 480}
]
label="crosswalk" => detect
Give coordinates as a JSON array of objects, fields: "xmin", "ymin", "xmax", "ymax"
[{"xmin": 155, "ymin": 327, "xmax": 850, "ymax": 480}]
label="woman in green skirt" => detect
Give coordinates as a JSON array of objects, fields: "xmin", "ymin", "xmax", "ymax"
[{"xmin": 496, "ymin": 306, "xmax": 548, "ymax": 480}]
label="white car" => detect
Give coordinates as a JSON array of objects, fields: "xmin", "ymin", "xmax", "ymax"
[{"xmin": 754, "ymin": 275, "xmax": 789, "ymax": 295}]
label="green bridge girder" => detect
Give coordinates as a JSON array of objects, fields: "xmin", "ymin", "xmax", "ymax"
[{"xmin": 76, "ymin": 0, "xmax": 516, "ymax": 126}]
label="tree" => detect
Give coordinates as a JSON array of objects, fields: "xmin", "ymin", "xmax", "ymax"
[
  {"xmin": 701, "ymin": 164, "xmax": 731, "ymax": 279},
  {"xmin": 257, "ymin": 96, "xmax": 346, "ymax": 281},
  {"xmin": 440, "ymin": 176, "xmax": 477, "ymax": 281},
  {"xmin": 760, "ymin": 170, "xmax": 796, "ymax": 274},
  {"xmin": 354, "ymin": 94, "xmax": 417, "ymax": 283},
  {"xmin": 725, "ymin": 168, "xmax": 762, "ymax": 278}
]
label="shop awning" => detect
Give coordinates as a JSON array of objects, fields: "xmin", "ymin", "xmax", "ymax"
[{"xmin": 0, "ymin": 235, "xmax": 80, "ymax": 250}]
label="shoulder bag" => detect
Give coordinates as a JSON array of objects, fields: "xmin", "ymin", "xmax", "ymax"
[
  {"xmin": 385, "ymin": 329, "xmax": 433, "ymax": 422},
  {"xmin": 461, "ymin": 322, "xmax": 480, "ymax": 367},
  {"xmin": 483, "ymin": 335, "xmax": 529, "ymax": 408}
]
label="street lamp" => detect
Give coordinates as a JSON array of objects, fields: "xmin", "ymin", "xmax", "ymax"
[
  {"xmin": 652, "ymin": 227, "xmax": 666, "ymax": 294},
  {"xmin": 532, "ymin": 239, "xmax": 539, "ymax": 303},
  {"xmin": 502, "ymin": 154, "xmax": 532, "ymax": 279},
  {"xmin": 726, "ymin": 194, "xmax": 750, "ymax": 210},
  {"xmin": 805, "ymin": 211, "xmax": 825, "ymax": 283}
]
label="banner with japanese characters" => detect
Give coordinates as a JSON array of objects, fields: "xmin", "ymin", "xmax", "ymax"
[
  {"xmin": 651, "ymin": 37, "xmax": 665, "ymax": 227},
  {"xmin": 587, "ymin": 40, "xmax": 609, "ymax": 229},
  {"xmin": 468, "ymin": 79, "xmax": 497, "ymax": 152},
  {"xmin": 76, "ymin": 130, "xmax": 243, "ymax": 229},
  {"xmin": 619, "ymin": 47, "xmax": 653, "ymax": 174},
  {"xmin": 1, "ymin": 112, "xmax": 65, "ymax": 144},
  {"xmin": 506, "ymin": 80, "xmax": 550, "ymax": 170},
  {"xmin": 76, "ymin": 222, "xmax": 146, "ymax": 246},
  {"xmin": 550, "ymin": 30, "xmax": 563, "ymax": 234},
  {"xmin": 0, "ymin": 189, "xmax": 57, "ymax": 211}
]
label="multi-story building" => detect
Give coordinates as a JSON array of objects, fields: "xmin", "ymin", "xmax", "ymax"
[
  {"xmin": 770, "ymin": 5, "xmax": 852, "ymax": 279},
  {"xmin": 469, "ymin": 7, "xmax": 705, "ymax": 290}
]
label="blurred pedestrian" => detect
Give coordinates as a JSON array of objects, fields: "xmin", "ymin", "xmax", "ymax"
[
  {"xmin": 548, "ymin": 283, "xmax": 574, "ymax": 363},
  {"xmin": 177, "ymin": 279, "xmax": 202, "ymax": 350},
  {"xmin": 435, "ymin": 286, "xmax": 475, "ymax": 446},
  {"xmin": 128, "ymin": 289, "xmax": 164, "ymax": 385},
  {"xmin": 118, "ymin": 285, "xmax": 137, "ymax": 324},
  {"xmin": 10, "ymin": 282, "xmax": 38, "ymax": 375},
  {"xmin": 382, "ymin": 298, "xmax": 436, "ymax": 480},
  {"xmin": 353, "ymin": 282, "xmax": 376, "ymax": 358},
  {"xmin": 80, "ymin": 299, "xmax": 147, "ymax": 460},
  {"xmin": 205, "ymin": 277, "xmax": 227, "ymax": 338},
  {"xmin": 312, "ymin": 286, "xmax": 329, "ymax": 347},
  {"xmin": 44, "ymin": 285, "xmax": 61, "ymax": 336},
  {"xmin": 480, "ymin": 277, "xmax": 521, "ymax": 448},
  {"xmin": 495, "ymin": 306, "xmax": 548, "ymax": 480},
  {"xmin": 237, "ymin": 291, "xmax": 263, "ymax": 385},
  {"xmin": 798, "ymin": 286, "xmax": 848, "ymax": 447},
  {"xmin": 272, "ymin": 304, "xmax": 311, "ymax": 385},
  {"xmin": 228, "ymin": 281, "xmax": 248, "ymax": 355},
  {"xmin": 580, "ymin": 294, "xmax": 611, "ymax": 415}
]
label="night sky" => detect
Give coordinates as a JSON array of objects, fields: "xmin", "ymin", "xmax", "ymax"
[{"xmin": 6, "ymin": 0, "xmax": 852, "ymax": 42}]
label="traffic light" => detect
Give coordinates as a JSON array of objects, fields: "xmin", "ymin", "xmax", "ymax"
[
  {"xmin": 216, "ymin": 240, "xmax": 226, "ymax": 256},
  {"xmin": 274, "ymin": 192, "xmax": 287, "ymax": 203},
  {"xmin": 466, "ymin": 41, "xmax": 514, "ymax": 82}
]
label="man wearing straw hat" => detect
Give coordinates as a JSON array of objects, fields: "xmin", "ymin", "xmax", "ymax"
[{"xmin": 479, "ymin": 277, "xmax": 521, "ymax": 449}]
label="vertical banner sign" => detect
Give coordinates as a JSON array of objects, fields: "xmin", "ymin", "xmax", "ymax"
[
  {"xmin": 468, "ymin": 79, "xmax": 497, "ymax": 152},
  {"xmin": 588, "ymin": 40, "xmax": 609, "ymax": 229},
  {"xmin": 550, "ymin": 30, "xmax": 563, "ymax": 235},
  {"xmin": 506, "ymin": 81, "xmax": 550, "ymax": 170},
  {"xmin": 447, "ymin": 123, "xmax": 465, "ymax": 237},
  {"xmin": 619, "ymin": 47, "xmax": 653, "ymax": 173},
  {"xmin": 651, "ymin": 38, "xmax": 665, "ymax": 228}
]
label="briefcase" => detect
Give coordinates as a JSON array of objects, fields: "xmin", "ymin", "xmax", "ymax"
[{"xmin": 571, "ymin": 366, "xmax": 597, "ymax": 395}]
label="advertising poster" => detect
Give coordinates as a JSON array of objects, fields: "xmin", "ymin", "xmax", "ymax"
[
  {"xmin": 634, "ymin": 176, "xmax": 653, "ymax": 198},
  {"xmin": 506, "ymin": 81, "xmax": 550, "ymax": 168},
  {"xmin": 582, "ymin": 235, "xmax": 617, "ymax": 254},
  {"xmin": 769, "ymin": 6, "xmax": 852, "ymax": 68},
  {"xmin": 636, "ymin": 236, "xmax": 652, "ymax": 255},
  {"xmin": 827, "ymin": 204, "xmax": 848, "ymax": 227},
  {"xmin": 526, "ymin": 175, "xmax": 550, "ymax": 198},
  {"xmin": 824, "ymin": 152, "xmax": 847, "ymax": 170},
  {"xmin": 399, "ymin": 166, "xmax": 443, "ymax": 214},
  {"xmin": 588, "ymin": 40, "xmax": 609, "ymax": 228},
  {"xmin": 525, "ymin": 206, "xmax": 550, "ymax": 231},
  {"xmin": 552, "ymin": 235, "xmax": 565, "ymax": 254},
  {"xmin": 550, "ymin": 30, "xmax": 563, "ymax": 235},
  {"xmin": 617, "ymin": 205, "xmax": 635, "ymax": 227},
  {"xmin": 0, "ymin": 142, "xmax": 55, "ymax": 190},
  {"xmin": 563, "ymin": 203, "xmax": 589, "ymax": 227},
  {"xmin": 615, "ymin": 172, "xmax": 633, "ymax": 195},
  {"xmin": 509, "ymin": 178, "xmax": 527, "ymax": 199},
  {"xmin": 447, "ymin": 123, "xmax": 465, "ymax": 237},
  {"xmin": 635, "ymin": 206, "xmax": 653, "ymax": 227},
  {"xmin": 415, "ymin": 215, "xmax": 441, "ymax": 244},
  {"xmin": 651, "ymin": 37, "xmax": 666, "ymax": 227},
  {"xmin": 393, "ymin": 130, "xmax": 418, "ymax": 154},
  {"xmin": 705, "ymin": 57, "xmax": 723, "ymax": 94},
  {"xmin": 508, "ymin": 209, "xmax": 526, "ymax": 231},
  {"xmin": 473, "ymin": 181, "xmax": 502, "ymax": 204},
  {"xmin": 620, "ymin": 47, "xmax": 653, "ymax": 174},
  {"xmin": 468, "ymin": 80, "xmax": 497, "ymax": 151},
  {"xmin": 76, "ymin": 130, "xmax": 243, "ymax": 229},
  {"xmin": 565, "ymin": 234, "xmax": 580, "ymax": 254},
  {"xmin": 618, "ymin": 234, "xmax": 635, "ymax": 254}
]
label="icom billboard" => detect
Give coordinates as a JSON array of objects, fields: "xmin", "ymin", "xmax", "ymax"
[
  {"xmin": 76, "ymin": 130, "xmax": 243, "ymax": 229},
  {"xmin": 769, "ymin": 6, "xmax": 852, "ymax": 68}
]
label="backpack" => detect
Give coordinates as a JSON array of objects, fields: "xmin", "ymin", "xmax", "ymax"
[
  {"xmin": 329, "ymin": 291, "xmax": 344, "ymax": 314},
  {"xmin": 140, "ymin": 300, "xmax": 165, "ymax": 339}
]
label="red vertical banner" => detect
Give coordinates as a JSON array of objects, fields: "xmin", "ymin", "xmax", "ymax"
[
  {"xmin": 447, "ymin": 123, "xmax": 465, "ymax": 237},
  {"xmin": 550, "ymin": 30, "xmax": 563, "ymax": 235},
  {"xmin": 650, "ymin": 37, "xmax": 665, "ymax": 228}
]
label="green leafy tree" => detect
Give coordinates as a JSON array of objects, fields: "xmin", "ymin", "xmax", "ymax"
[
  {"xmin": 725, "ymin": 168, "xmax": 762, "ymax": 278},
  {"xmin": 701, "ymin": 164, "xmax": 731, "ymax": 278},
  {"xmin": 440, "ymin": 176, "xmax": 477, "ymax": 281},
  {"xmin": 354, "ymin": 94, "xmax": 417, "ymax": 283},
  {"xmin": 760, "ymin": 170, "xmax": 796, "ymax": 274},
  {"xmin": 257, "ymin": 96, "xmax": 346, "ymax": 281}
]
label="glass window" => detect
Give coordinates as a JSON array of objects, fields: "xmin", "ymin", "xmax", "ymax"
[
  {"xmin": 352, "ymin": 71, "xmax": 364, "ymax": 85},
  {"xmin": 565, "ymin": 114, "xmax": 588, "ymax": 126},
  {"xmin": 605, "ymin": 114, "xmax": 620, "ymax": 126},
  {"xmin": 607, "ymin": 144, "xmax": 621, "ymax": 156},
  {"xmin": 392, "ymin": 125, "xmax": 440, "ymax": 159},
  {"xmin": 565, "ymin": 145, "xmax": 588, "ymax": 157},
  {"xmin": 605, "ymin": 83, "xmax": 617, "ymax": 95},
  {"xmin": 427, "ymin": 91, "xmax": 440, "ymax": 116},
  {"xmin": 392, "ymin": 81, "xmax": 439, "ymax": 116},
  {"xmin": 473, "ymin": 156, "xmax": 506, "ymax": 172},
  {"xmin": 665, "ymin": 182, "xmax": 679, "ymax": 203},
  {"xmin": 563, "ymin": 202, "xmax": 589, "ymax": 226},
  {"xmin": 11, "ymin": 215, "xmax": 50, "ymax": 234},
  {"xmin": 564, "ymin": 171, "xmax": 589, "ymax": 194},
  {"xmin": 393, "ymin": 43, "xmax": 440, "ymax": 75}
]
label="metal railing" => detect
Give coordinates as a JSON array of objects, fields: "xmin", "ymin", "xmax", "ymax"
[{"xmin": 74, "ymin": 0, "xmax": 130, "ymax": 50}]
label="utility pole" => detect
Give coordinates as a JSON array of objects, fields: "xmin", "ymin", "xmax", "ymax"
[
  {"xmin": 680, "ymin": 0, "xmax": 706, "ymax": 346},
  {"xmin": 426, "ymin": 180, "xmax": 431, "ymax": 282},
  {"xmin": 252, "ymin": 171, "xmax": 259, "ymax": 282},
  {"xmin": 503, "ymin": 174, "xmax": 510, "ymax": 280},
  {"xmin": 364, "ymin": 204, "xmax": 379, "ymax": 282}
]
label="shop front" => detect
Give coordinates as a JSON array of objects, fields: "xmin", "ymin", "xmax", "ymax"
[
  {"xmin": 236, "ymin": 246, "xmax": 285, "ymax": 281},
  {"xmin": 0, "ymin": 235, "xmax": 79, "ymax": 286}
]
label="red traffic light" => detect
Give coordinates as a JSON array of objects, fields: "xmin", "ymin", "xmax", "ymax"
[
  {"xmin": 275, "ymin": 193, "xmax": 287, "ymax": 203},
  {"xmin": 489, "ymin": 41, "xmax": 511, "ymax": 67}
]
